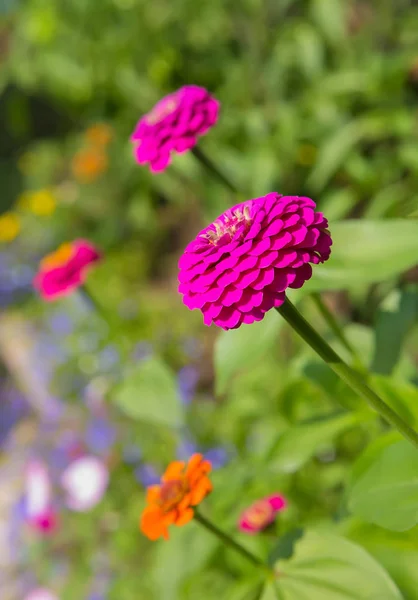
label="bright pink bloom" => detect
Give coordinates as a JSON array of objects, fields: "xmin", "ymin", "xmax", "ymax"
[
  {"xmin": 60, "ymin": 456, "xmax": 109, "ymax": 512},
  {"xmin": 33, "ymin": 239, "xmax": 101, "ymax": 301},
  {"xmin": 25, "ymin": 460, "xmax": 57, "ymax": 535},
  {"xmin": 178, "ymin": 193, "xmax": 332, "ymax": 330},
  {"xmin": 25, "ymin": 588, "xmax": 58, "ymax": 600},
  {"xmin": 131, "ymin": 85, "xmax": 219, "ymax": 173},
  {"xmin": 239, "ymin": 494, "xmax": 287, "ymax": 534}
]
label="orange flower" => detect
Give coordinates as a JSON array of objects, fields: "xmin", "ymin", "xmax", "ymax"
[
  {"xmin": 71, "ymin": 147, "xmax": 108, "ymax": 183},
  {"xmin": 140, "ymin": 454, "xmax": 212, "ymax": 541},
  {"xmin": 85, "ymin": 123, "xmax": 113, "ymax": 147}
]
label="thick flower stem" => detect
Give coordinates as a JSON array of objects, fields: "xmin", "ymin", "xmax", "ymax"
[
  {"xmin": 194, "ymin": 510, "xmax": 270, "ymax": 572},
  {"xmin": 191, "ymin": 146, "xmax": 239, "ymax": 194},
  {"xmin": 310, "ymin": 292, "xmax": 364, "ymax": 368},
  {"xmin": 276, "ymin": 298, "xmax": 418, "ymax": 449}
]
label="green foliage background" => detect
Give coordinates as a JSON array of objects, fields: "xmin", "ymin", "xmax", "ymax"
[{"xmin": 1, "ymin": 0, "xmax": 418, "ymax": 599}]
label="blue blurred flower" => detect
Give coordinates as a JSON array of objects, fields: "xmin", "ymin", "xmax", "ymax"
[
  {"xmin": 85, "ymin": 418, "xmax": 117, "ymax": 454},
  {"xmin": 177, "ymin": 365, "xmax": 199, "ymax": 405},
  {"xmin": 0, "ymin": 386, "xmax": 29, "ymax": 445},
  {"xmin": 122, "ymin": 444, "xmax": 142, "ymax": 464},
  {"xmin": 205, "ymin": 447, "xmax": 230, "ymax": 470},
  {"xmin": 176, "ymin": 438, "xmax": 198, "ymax": 460},
  {"xmin": 131, "ymin": 342, "xmax": 153, "ymax": 362},
  {"xmin": 134, "ymin": 464, "xmax": 160, "ymax": 487},
  {"xmin": 98, "ymin": 345, "xmax": 120, "ymax": 370},
  {"xmin": 48, "ymin": 312, "xmax": 74, "ymax": 336}
]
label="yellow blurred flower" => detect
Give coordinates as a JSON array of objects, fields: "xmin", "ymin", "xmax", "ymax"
[
  {"xmin": 85, "ymin": 123, "xmax": 113, "ymax": 147},
  {"xmin": 19, "ymin": 189, "xmax": 57, "ymax": 216},
  {"xmin": 297, "ymin": 144, "xmax": 317, "ymax": 166},
  {"xmin": 0, "ymin": 212, "xmax": 21, "ymax": 243},
  {"xmin": 71, "ymin": 147, "xmax": 108, "ymax": 183}
]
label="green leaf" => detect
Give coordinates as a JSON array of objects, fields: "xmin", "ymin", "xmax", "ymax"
[
  {"xmin": 307, "ymin": 121, "xmax": 366, "ymax": 192},
  {"xmin": 272, "ymin": 531, "xmax": 402, "ymax": 599},
  {"xmin": 371, "ymin": 287, "xmax": 418, "ymax": 375},
  {"xmin": 267, "ymin": 412, "xmax": 360, "ymax": 472},
  {"xmin": 113, "ymin": 357, "xmax": 183, "ymax": 427},
  {"xmin": 214, "ymin": 310, "xmax": 282, "ymax": 395},
  {"xmin": 348, "ymin": 441, "xmax": 418, "ymax": 531},
  {"xmin": 370, "ymin": 375, "xmax": 418, "ymax": 428},
  {"xmin": 153, "ymin": 522, "xmax": 217, "ymax": 600},
  {"xmin": 305, "ymin": 220, "xmax": 418, "ymax": 292}
]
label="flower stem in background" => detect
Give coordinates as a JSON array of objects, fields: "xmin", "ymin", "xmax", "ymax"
[
  {"xmin": 194, "ymin": 510, "xmax": 270, "ymax": 572},
  {"xmin": 80, "ymin": 284, "xmax": 111, "ymax": 324},
  {"xmin": 276, "ymin": 297, "xmax": 418, "ymax": 449},
  {"xmin": 311, "ymin": 292, "xmax": 364, "ymax": 368},
  {"xmin": 191, "ymin": 146, "xmax": 239, "ymax": 194}
]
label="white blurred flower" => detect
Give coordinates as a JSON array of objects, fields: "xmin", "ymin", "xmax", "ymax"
[
  {"xmin": 25, "ymin": 460, "xmax": 51, "ymax": 519},
  {"xmin": 61, "ymin": 456, "xmax": 109, "ymax": 511},
  {"xmin": 25, "ymin": 588, "xmax": 58, "ymax": 600},
  {"xmin": 25, "ymin": 459, "xmax": 57, "ymax": 534}
]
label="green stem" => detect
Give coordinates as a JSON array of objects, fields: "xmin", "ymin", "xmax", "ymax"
[
  {"xmin": 311, "ymin": 292, "xmax": 364, "ymax": 367},
  {"xmin": 194, "ymin": 510, "xmax": 269, "ymax": 572},
  {"xmin": 276, "ymin": 298, "xmax": 418, "ymax": 449},
  {"xmin": 191, "ymin": 146, "xmax": 239, "ymax": 194}
]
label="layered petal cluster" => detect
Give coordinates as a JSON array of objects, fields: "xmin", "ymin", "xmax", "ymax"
[
  {"xmin": 239, "ymin": 494, "xmax": 287, "ymax": 534},
  {"xmin": 179, "ymin": 193, "xmax": 332, "ymax": 330},
  {"xmin": 140, "ymin": 453, "xmax": 212, "ymax": 540},
  {"xmin": 34, "ymin": 239, "xmax": 101, "ymax": 301},
  {"xmin": 131, "ymin": 85, "xmax": 219, "ymax": 172}
]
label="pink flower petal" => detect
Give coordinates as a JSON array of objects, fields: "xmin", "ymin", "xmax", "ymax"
[{"xmin": 61, "ymin": 456, "xmax": 109, "ymax": 512}]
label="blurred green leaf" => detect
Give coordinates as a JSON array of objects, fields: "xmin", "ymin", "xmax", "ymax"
[
  {"xmin": 214, "ymin": 310, "xmax": 282, "ymax": 395},
  {"xmin": 348, "ymin": 441, "xmax": 418, "ymax": 531},
  {"xmin": 272, "ymin": 531, "xmax": 402, "ymax": 599},
  {"xmin": 371, "ymin": 287, "xmax": 418, "ymax": 375},
  {"xmin": 370, "ymin": 375, "xmax": 418, "ymax": 428},
  {"xmin": 305, "ymin": 220, "xmax": 418, "ymax": 291},
  {"xmin": 267, "ymin": 411, "xmax": 360, "ymax": 473},
  {"xmin": 113, "ymin": 357, "xmax": 184, "ymax": 427}
]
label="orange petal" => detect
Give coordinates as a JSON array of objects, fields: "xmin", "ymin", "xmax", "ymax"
[
  {"xmin": 140, "ymin": 506, "xmax": 167, "ymax": 540},
  {"xmin": 177, "ymin": 492, "xmax": 192, "ymax": 511},
  {"xmin": 175, "ymin": 507, "xmax": 194, "ymax": 527},
  {"xmin": 186, "ymin": 454, "xmax": 203, "ymax": 477},
  {"xmin": 190, "ymin": 477, "xmax": 213, "ymax": 505},
  {"xmin": 162, "ymin": 461, "xmax": 185, "ymax": 482},
  {"xmin": 146, "ymin": 485, "xmax": 161, "ymax": 503}
]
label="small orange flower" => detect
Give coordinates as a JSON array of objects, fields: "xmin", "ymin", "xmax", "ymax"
[
  {"xmin": 140, "ymin": 454, "xmax": 212, "ymax": 541},
  {"xmin": 71, "ymin": 147, "xmax": 108, "ymax": 183},
  {"xmin": 85, "ymin": 123, "xmax": 113, "ymax": 147}
]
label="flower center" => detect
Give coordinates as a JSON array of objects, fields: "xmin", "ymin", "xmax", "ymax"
[
  {"xmin": 40, "ymin": 243, "xmax": 74, "ymax": 270},
  {"xmin": 245, "ymin": 501, "xmax": 273, "ymax": 528},
  {"xmin": 146, "ymin": 96, "xmax": 180, "ymax": 125},
  {"xmin": 202, "ymin": 204, "xmax": 252, "ymax": 245},
  {"xmin": 159, "ymin": 478, "xmax": 188, "ymax": 511}
]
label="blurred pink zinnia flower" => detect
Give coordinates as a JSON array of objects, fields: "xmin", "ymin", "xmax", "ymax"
[
  {"xmin": 25, "ymin": 589, "xmax": 58, "ymax": 600},
  {"xmin": 178, "ymin": 193, "xmax": 332, "ymax": 330},
  {"xmin": 60, "ymin": 456, "xmax": 109, "ymax": 512},
  {"xmin": 25, "ymin": 460, "xmax": 57, "ymax": 535},
  {"xmin": 131, "ymin": 85, "xmax": 219, "ymax": 172},
  {"xmin": 239, "ymin": 494, "xmax": 287, "ymax": 534},
  {"xmin": 33, "ymin": 239, "xmax": 101, "ymax": 301}
]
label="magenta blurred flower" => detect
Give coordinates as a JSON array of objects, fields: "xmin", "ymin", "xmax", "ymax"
[
  {"xmin": 239, "ymin": 494, "xmax": 287, "ymax": 534},
  {"xmin": 60, "ymin": 456, "xmax": 109, "ymax": 511},
  {"xmin": 25, "ymin": 589, "xmax": 58, "ymax": 600},
  {"xmin": 131, "ymin": 85, "xmax": 219, "ymax": 172},
  {"xmin": 33, "ymin": 240, "xmax": 101, "ymax": 301},
  {"xmin": 25, "ymin": 460, "xmax": 57, "ymax": 535},
  {"xmin": 178, "ymin": 193, "xmax": 332, "ymax": 330}
]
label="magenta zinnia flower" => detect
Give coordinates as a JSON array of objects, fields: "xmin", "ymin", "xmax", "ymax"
[
  {"xmin": 33, "ymin": 239, "xmax": 101, "ymax": 301},
  {"xmin": 178, "ymin": 193, "xmax": 332, "ymax": 330},
  {"xmin": 239, "ymin": 494, "xmax": 287, "ymax": 534},
  {"xmin": 131, "ymin": 85, "xmax": 219, "ymax": 173}
]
